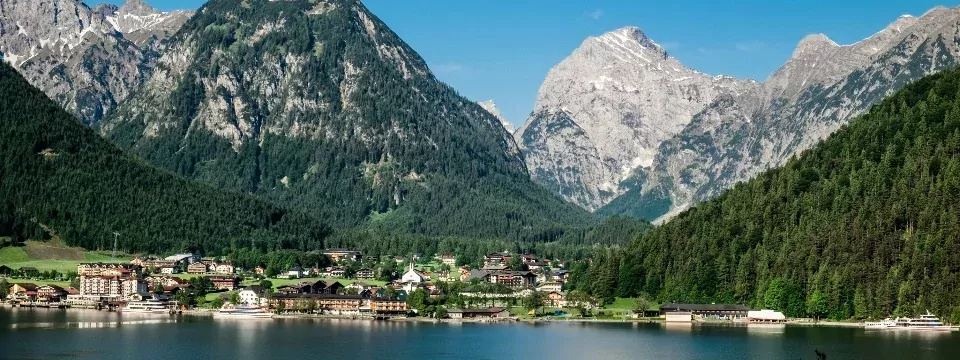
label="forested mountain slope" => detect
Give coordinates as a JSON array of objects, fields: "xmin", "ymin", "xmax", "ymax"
[
  {"xmin": 614, "ymin": 67, "xmax": 960, "ymax": 320},
  {"xmin": 0, "ymin": 62, "xmax": 328, "ymax": 255},
  {"xmin": 99, "ymin": 0, "xmax": 594, "ymax": 241}
]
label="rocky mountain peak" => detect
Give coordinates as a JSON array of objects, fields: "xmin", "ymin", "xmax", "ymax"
[
  {"xmin": 0, "ymin": 0, "xmax": 191, "ymax": 125},
  {"xmin": 478, "ymin": 100, "xmax": 515, "ymax": 134},
  {"xmin": 516, "ymin": 25, "xmax": 757, "ymax": 210},
  {"xmin": 592, "ymin": 26, "xmax": 669, "ymax": 60},
  {"xmin": 118, "ymin": 0, "xmax": 160, "ymax": 16},
  {"xmin": 792, "ymin": 33, "xmax": 839, "ymax": 58}
]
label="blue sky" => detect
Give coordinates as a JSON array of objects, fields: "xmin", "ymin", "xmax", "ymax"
[{"xmin": 102, "ymin": 0, "xmax": 955, "ymax": 127}]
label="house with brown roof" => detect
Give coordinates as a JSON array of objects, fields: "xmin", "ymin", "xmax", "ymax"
[
  {"xmin": 187, "ymin": 262, "xmax": 208, "ymax": 274},
  {"xmin": 9, "ymin": 283, "xmax": 39, "ymax": 300},
  {"xmin": 37, "ymin": 285, "xmax": 67, "ymax": 302},
  {"xmin": 209, "ymin": 276, "xmax": 240, "ymax": 291},
  {"xmin": 446, "ymin": 308, "xmax": 510, "ymax": 319}
]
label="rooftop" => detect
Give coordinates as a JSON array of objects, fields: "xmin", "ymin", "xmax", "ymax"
[{"xmin": 660, "ymin": 303, "xmax": 749, "ymax": 312}]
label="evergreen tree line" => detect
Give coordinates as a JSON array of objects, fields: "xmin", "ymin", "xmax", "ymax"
[
  {"xmin": 0, "ymin": 63, "xmax": 329, "ymax": 255},
  {"xmin": 0, "ymin": 60, "xmax": 645, "ymax": 261},
  {"xmin": 569, "ymin": 68, "xmax": 960, "ymax": 322}
]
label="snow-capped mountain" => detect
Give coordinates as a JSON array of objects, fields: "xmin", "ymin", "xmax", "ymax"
[
  {"xmin": 515, "ymin": 26, "xmax": 757, "ymax": 210},
  {"xmin": 0, "ymin": 0, "xmax": 191, "ymax": 125},
  {"xmin": 519, "ymin": 7, "xmax": 960, "ymax": 220},
  {"xmin": 102, "ymin": 0, "xmax": 193, "ymax": 49},
  {"xmin": 478, "ymin": 100, "xmax": 515, "ymax": 134}
]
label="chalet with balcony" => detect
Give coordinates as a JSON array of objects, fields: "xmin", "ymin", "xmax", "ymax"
[
  {"xmin": 209, "ymin": 276, "xmax": 240, "ymax": 291},
  {"xmin": 187, "ymin": 263, "xmax": 208, "ymax": 274}
]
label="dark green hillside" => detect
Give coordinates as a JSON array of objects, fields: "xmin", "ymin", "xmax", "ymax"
[
  {"xmin": 101, "ymin": 0, "xmax": 594, "ymax": 241},
  {"xmin": 0, "ymin": 62, "xmax": 328, "ymax": 255},
  {"xmin": 608, "ymin": 68, "xmax": 960, "ymax": 320}
]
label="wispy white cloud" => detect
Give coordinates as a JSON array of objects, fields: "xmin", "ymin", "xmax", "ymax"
[
  {"xmin": 587, "ymin": 9, "xmax": 604, "ymax": 20},
  {"xmin": 735, "ymin": 40, "xmax": 766, "ymax": 52}
]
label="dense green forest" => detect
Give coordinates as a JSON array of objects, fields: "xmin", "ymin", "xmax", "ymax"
[
  {"xmin": 0, "ymin": 59, "xmax": 638, "ymax": 260},
  {"xmin": 569, "ymin": 67, "xmax": 960, "ymax": 321},
  {"xmin": 0, "ymin": 62, "xmax": 330, "ymax": 255},
  {"xmin": 101, "ymin": 0, "xmax": 595, "ymax": 242}
]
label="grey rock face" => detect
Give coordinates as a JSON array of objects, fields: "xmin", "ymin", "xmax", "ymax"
[
  {"xmin": 105, "ymin": 0, "xmax": 193, "ymax": 49},
  {"xmin": 521, "ymin": 8, "xmax": 960, "ymax": 221},
  {"xmin": 0, "ymin": 0, "xmax": 191, "ymax": 125},
  {"xmin": 630, "ymin": 9, "xmax": 959, "ymax": 222},
  {"xmin": 515, "ymin": 26, "xmax": 757, "ymax": 210}
]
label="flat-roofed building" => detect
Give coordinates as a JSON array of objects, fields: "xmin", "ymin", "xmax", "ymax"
[{"xmin": 659, "ymin": 304, "xmax": 749, "ymax": 320}]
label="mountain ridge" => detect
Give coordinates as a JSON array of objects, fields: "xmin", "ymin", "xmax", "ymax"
[
  {"xmin": 0, "ymin": 0, "xmax": 193, "ymax": 125},
  {"xmin": 99, "ymin": 0, "xmax": 595, "ymax": 240},
  {"xmin": 517, "ymin": 6, "xmax": 960, "ymax": 220}
]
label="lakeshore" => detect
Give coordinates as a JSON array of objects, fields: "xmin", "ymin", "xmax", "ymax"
[{"xmin": 2, "ymin": 307, "xmax": 959, "ymax": 360}]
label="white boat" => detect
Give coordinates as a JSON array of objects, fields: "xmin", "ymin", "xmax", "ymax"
[
  {"xmin": 865, "ymin": 312, "xmax": 956, "ymax": 332},
  {"xmin": 863, "ymin": 318, "xmax": 896, "ymax": 329},
  {"xmin": 121, "ymin": 300, "xmax": 170, "ymax": 314},
  {"xmin": 214, "ymin": 304, "xmax": 274, "ymax": 319}
]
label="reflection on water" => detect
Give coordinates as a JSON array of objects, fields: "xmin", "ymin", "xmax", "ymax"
[
  {"xmin": 663, "ymin": 322, "xmax": 693, "ymax": 333},
  {"xmin": 746, "ymin": 323, "xmax": 786, "ymax": 336},
  {"xmin": 2, "ymin": 307, "xmax": 960, "ymax": 360},
  {"xmin": 10, "ymin": 318, "xmax": 177, "ymax": 330}
]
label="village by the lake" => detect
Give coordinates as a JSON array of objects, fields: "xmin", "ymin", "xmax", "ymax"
[{"xmin": 2, "ymin": 246, "xmax": 956, "ymax": 335}]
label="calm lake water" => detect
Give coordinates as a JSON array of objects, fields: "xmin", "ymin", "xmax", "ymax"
[{"xmin": 1, "ymin": 308, "xmax": 958, "ymax": 360}]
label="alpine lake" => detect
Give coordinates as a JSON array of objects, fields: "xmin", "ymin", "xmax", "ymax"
[{"xmin": 1, "ymin": 307, "xmax": 958, "ymax": 359}]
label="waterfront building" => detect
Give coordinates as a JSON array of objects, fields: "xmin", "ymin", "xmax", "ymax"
[
  {"xmin": 446, "ymin": 308, "xmax": 510, "ymax": 319},
  {"xmin": 8, "ymin": 283, "xmax": 38, "ymax": 300},
  {"xmin": 369, "ymin": 298, "xmax": 408, "ymax": 315},
  {"xmin": 238, "ymin": 286, "xmax": 268, "ymax": 306},
  {"xmin": 748, "ymin": 309, "xmax": 787, "ymax": 323},
  {"xmin": 665, "ymin": 311, "xmax": 693, "ymax": 323},
  {"xmin": 272, "ymin": 294, "xmax": 364, "ymax": 314},
  {"xmin": 36, "ymin": 285, "xmax": 67, "ymax": 302},
  {"xmin": 659, "ymin": 304, "xmax": 749, "ymax": 320}
]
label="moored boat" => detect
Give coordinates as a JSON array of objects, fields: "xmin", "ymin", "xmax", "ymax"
[
  {"xmin": 121, "ymin": 299, "xmax": 170, "ymax": 314},
  {"xmin": 864, "ymin": 312, "xmax": 956, "ymax": 332},
  {"xmin": 214, "ymin": 304, "xmax": 274, "ymax": 319},
  {"xmin": 863, "ymin": 318, "xmax": 896, "ymax": 329}
]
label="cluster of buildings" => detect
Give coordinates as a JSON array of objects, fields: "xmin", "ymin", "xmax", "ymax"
[
  {"xmin": 6, "ymin": 283, "xmax": 77, "ymax": 302},
  {"xmin": 234, "ymin": 279, "xmax": 408, "ymax": 316},
  {"xmin": 131, "ymin": 254, "xmax": 237, "ymax": 276}
]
